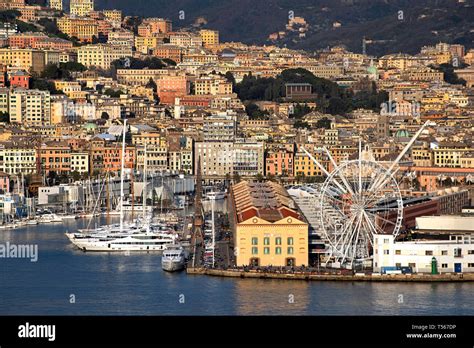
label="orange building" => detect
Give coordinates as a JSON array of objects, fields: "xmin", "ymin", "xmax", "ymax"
[
  {"xmin": 157, "ymin": 75, "xmax": 189, "ymax": 105},
  {"xmin": 9, "ymin": 70, "xmax": 30, "ymax": 89},
  {"xmin": 138, "ymin": 18, "xmax": 172, "ymax": 36},
  {"xmin": 40, "ymin": 142, "xmax": 71, "ymax": 175},
  {"xmin": 90, "ymin": 140, "xmax": 136, "ymax": 173},
  {"xmin": 154, "ymin": 45, "xmax": 183, "ymax": 63}
]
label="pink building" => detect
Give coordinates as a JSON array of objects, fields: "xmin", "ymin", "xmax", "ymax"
[
  {"xmin": 0, "ymin": 172, "xmax": 10, "ymax": 193},
  {"xmin": 265, "ymin": 144, "xmax": 295, "ymax": 177}
]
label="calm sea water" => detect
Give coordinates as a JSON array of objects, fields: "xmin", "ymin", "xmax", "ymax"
[{"xmin": 0, "ymin": 218, "xmax": 473, "ymax": 316}]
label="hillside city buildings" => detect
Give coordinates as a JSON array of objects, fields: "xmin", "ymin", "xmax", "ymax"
[{"xmin": 0, "ymin": 0, "xmax": 473, "ymax": 272}]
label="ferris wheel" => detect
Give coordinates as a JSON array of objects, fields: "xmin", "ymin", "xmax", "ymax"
[
  {"xmin": 319, "ymin": 159, "xmax": 403, "ymax": 265},
  {"xmin": 301, "ymin": 121, "xmax": 434, "ymax": 268}
]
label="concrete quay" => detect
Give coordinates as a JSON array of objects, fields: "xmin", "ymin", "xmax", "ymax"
[{"xmin": 186, "ymin": 268, "xmax": 474, "ymax": 282}]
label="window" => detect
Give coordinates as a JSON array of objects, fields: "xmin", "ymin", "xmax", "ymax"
[
  {"xmin": 395, "ymin": 250, "xmax": 401, "ymax": 255},
  {"xmin": 442, "ymin": 264, "xmax": 448, "ymax": 268},
  {"xmin": 408, "ymin": 263, "xmax": 416, "ymax": 269},
  {"xmin": 468, "ymin": 250, "xmax": 474, "ymax": 255},
  {"xmin": 384, "ymin": 239, "xmax": 389, "ymax": 243},
  {"xmin": 442, "ymin": 250, "xmax": 448, "ymax": 256},
  {"xmin": 275, "ymin": 237, "xmax": 281, "ymax": 245},
  {"xmin": 287, "ymin": 237, "xmax": 294, "ymax": 246},
  {"xmin": 251, "ymin": 247, "xmax": 258, "ymax": 255},
  {"xmin": 264, "ymin": 237, "xmax": 270, "ymax": 245},
  {"xmin": 264, "ymin": 247, "xmax": 270, "ymax": 255},
  {"xmin": 425, "ymin": 250, "xmax": 433, "ymax": 256},
  {"xmin": 276, "ymin": 247, "xmax": 281, "ymax": 255},
  {"xmin": 251, "ymin": 237, "xmax": 258, "ymax": 245},
  {"xmin": 383, "ymin": 250, "xmax": 389, "ymax": 255},
  {"xmin": 468, "ymin": 263, "xmax": 474, "ymax": 268},
  {"xmin": 287, "ymin": 247, "xmax": 294, "ymax": 255},
  {"xmin": 454, "ymin": 248, "xmax": 462, "ymax": 258}
]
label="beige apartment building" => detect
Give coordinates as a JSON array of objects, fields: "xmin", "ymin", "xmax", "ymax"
[
  {"xmin": 70, "ymin": 0, "xmax": 94, "ymax": 17},
  {"xmin": 48, "ymin": 0, "xmax": 62, "ymax": 11},
  {"xmin": 117, "ymin": 68, "xmax": 171, "ymax": 86},
  {"xmin": 0, "ymin": 144, "xmax": 37, "ymax": 175},
  {"xmin": 57, "ymin": 16, "xmax": 98, "ymax": 43},
  {"xmin": 433, "ymin": 143, "xmax": 471, "ymax": 168},
  {"xmin": 78, "ymin": 44, "xmax": 132, "ymax": 70},
  {"xmin": 195, "ymin": 76, "xmax": 232, "ymax": 95},
  {"xmin": 70, "ymin": 152, "xmax": 89, "ymax": 174},
  {"xmin": 9, "ymin": 89, "xmax": 51, "ymax": 126}
]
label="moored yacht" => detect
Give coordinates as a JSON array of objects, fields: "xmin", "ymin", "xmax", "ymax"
[
  {"xmin": 205, "ymin": 191, "xmax": 226, "ymax": 200},
  {"xmin": 70, "ymin": 232, "xmax": 177, "ymax": 252},
  {"xmin": 161, "ymin": 245, "xmax": 187, "ymax": 272}
]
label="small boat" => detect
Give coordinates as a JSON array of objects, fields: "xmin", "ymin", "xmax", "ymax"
[
  {"xmin": 61, "ymin": 214, "xmax": 79, "ymax": 220},
  {"xmin": 205, "ymin": 191, "xmax": 226, "ymax": 200},
  {"xmin": 26, "ymin": 219, "xmax": 39, "ymax": 225},
  {"xmin": 161, "ymin": 245, "xmax": 187, "ymax": 272},
  {"xmin": 39, "ymin": 213, "xmax": 63, "ymax": 223}
]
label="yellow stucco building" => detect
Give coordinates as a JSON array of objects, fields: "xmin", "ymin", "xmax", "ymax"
[{"xmin": 229, "ymin": 181, "xmax": 309, "ymax": 267}]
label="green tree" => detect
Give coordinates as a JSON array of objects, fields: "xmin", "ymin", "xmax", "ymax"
[
  {"xmin": 430, "ymin": 63, "xmax": 467, "ymax": 85},
  {"xmin": 103, "ymin": 89, "xmax": 123, "ymax": 98},
  {"xmin": 71, "ymin": 171, "xmax": 81, "ymax": 182},
  {"xmin": 0, "ymin": 112, "xmax": 9, "ymax": 123},
  {"xmin": 41, "ymin": 64, "xmax": 63, "ymax": 79},
  {"xmin": 232, "ymin": 172, "xmax": 241, "ymax": 184},
  {"xmin": 30, "ymin": 78, "xmax": 59, "ymax": 94},
  {"xmin": 294, "ymin": 120, "xmax": 310, "ymax": 129},
  {"xmin": 254, "ymin": 173, "xmax": 264, "ymax": 182},
  {"xmin": 245, "ymin": 102, "xmax": 269, "ymax": 120},
  {"xmin": 315, "ymin": 117, "xmax": 331, "ymax": 129}
]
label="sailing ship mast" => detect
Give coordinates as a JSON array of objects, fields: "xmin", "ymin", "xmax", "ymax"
[
  {"xmin": 119, "ymin": 119, "xmax": 127, "ymax": 233},
  {"xmin": 142, "ymin": 144, "xmax": 147, "ymax": 222}
]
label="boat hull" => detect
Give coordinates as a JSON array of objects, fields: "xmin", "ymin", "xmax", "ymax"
[{"xmin": 161, "ymin": 260, "xmax": 185, "ymax": 272}]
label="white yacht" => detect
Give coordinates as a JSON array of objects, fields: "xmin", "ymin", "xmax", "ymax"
[
  {"xmin": 39, "ymin": 213, "xmax": 63, "ymax": 223},
  {"xmin": 69, "ymin": 232, "xmax": 177, "ymax": 252},
  {"xmin": 205, "ymin": 191, "xmax": 225, "ymax": 200},
  {"xmin": 161, "ymin": 245, "xmax": 187, "ymax": 272}
]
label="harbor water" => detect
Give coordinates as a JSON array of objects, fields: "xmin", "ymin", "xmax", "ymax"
[{"xmin": 0, "ymin": 218, "xmax": 473, "ymax": 316}]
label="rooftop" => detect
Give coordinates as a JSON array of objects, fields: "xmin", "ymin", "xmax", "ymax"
[{"xmin": 231, "ymin": 180, "xmax": 302, "ymax": 223}]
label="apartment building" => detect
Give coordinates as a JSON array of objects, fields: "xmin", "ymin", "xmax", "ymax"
[
  {"xmin": 195, "ymin": 76, "xmax": 232, "ymax": 95},
  {"xmin": 78, "ymin": 44, "xmax": 132, "ymax": 70},
  {"xmin": 0, "ymin": 144, "xmax": 36, "ymax": 175},
  {"xmin": 48, "ymin": 0, "xmax": 62, "ymax": 11},
  {"xmin": 9, "ymin": 89, "xmax": 51, "ymax": 126},
  {"xmin": 169, "ymin": 33, "xmax": 202, "ymax": 48},
  {"xmin": 40, "ymin": 142, "xmax": 71, "ymax": 175},
  {"xmin": 70, "ymin": 152, "xmax": 89, "ymax": 174},
  {"xmin": 433, "ymin": 142, "xmax": 472, "ymax": 168},
  {"xmin": 154, "ymin": 44, "xmax": 183, "ymax": 63},
  {"xmin": 57, "ymin": 16, "xmax": 98, "ymax": 43},
  {"xmin": 199, "ymin": 29, "xmax": 219, "ymax": 47},
  {"xmin": 0, "ymin": 48, "xmax": 45, "ymax": 74},
  {"xmin": 70, "ymin": 0, "xmax": 94, "ymax": 17}
]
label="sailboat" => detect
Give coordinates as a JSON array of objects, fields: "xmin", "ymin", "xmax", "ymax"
[{"xmin": 66, "ymin": 122, "xmax": 177, "ymax": 252}]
